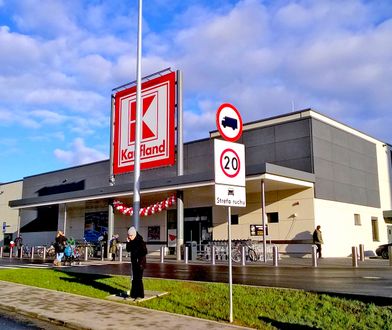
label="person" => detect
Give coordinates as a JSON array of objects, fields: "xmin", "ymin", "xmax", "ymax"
[
  {"xmin": 126, "ymin": 226, "xmax": 147, "ymax": 300},
  {"xmin": 313, "ymin": 225, "xmax": 324, "ymax": 258},
  {"xmin": 54, "ymin": 230, "xmax": 67, "ymax": 266},
  {"xmin": 103, "ymin": 231, "xmax": 108, "ymax": 258},
  {"xmin": 109, "ymin": 234, "xmax": 119, "ymax": 261},
  {"xmin": 15, "ymin": 235, "xmax": 23, "ymax": 258}
]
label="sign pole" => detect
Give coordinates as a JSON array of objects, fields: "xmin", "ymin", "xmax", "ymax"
[
  {"xmin": 228, "ymin": 206, "xmax": 233, "ymax": 323},
  {"xmin": 214, "ymin": 103, "xmax": 245, "ymax": 324},
  {"xmin": 133, "ymin": 0, "xmax": 143, "ymax": 231},
  {"xmin": 176, "ymin": 70, "xmax": 184, "ymax": 261},
  {"xmin": 261, "ymin": 180, "xmax": 267, "ymax": 263}
]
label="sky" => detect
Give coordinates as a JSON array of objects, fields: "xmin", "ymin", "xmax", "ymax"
[{"xmin": 1, "ymin": 0, "xmax": 392, "ymax": 183}]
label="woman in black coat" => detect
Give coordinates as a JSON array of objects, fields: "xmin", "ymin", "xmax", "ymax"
[{"xmin": 126, "ymin": 226, "xmax": 147, "ymax": 299}]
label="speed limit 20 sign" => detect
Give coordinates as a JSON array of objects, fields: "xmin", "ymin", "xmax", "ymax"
[{"xmin": 214, "ymin": 139, "xmax": 245, "ymax": 187}]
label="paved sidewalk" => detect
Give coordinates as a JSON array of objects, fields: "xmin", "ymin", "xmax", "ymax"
[{"xmin": 0, "ymin": 280, "xmax": 248, "ymax": 330}]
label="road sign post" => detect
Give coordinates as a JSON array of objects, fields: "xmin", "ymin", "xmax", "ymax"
[{"xmin": 214, "ymin": 103, "xmax": 245, "ymax": 323}]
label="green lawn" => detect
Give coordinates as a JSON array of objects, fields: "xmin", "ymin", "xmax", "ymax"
[{"xmin": 0, "ymin": 268, "xmax": 391, "ymax": 329}]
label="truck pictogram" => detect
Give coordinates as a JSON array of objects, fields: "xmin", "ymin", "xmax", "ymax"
[{"xmin": 221, "ymin": 116, "xmax": 238, "ymax": 130}]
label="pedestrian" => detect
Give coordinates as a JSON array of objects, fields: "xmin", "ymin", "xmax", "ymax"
[
  {"xmin": 103, "ymin": 231, "xmax": 108, "ymax": 258},
  {"xmin": 15, "ymin": 235, "xmax": 23, "ymax": 258},
  {"xmin": 313, "ymin": 225, "xmax": 324, "ymax": 258},
  {"xmin": 126, "ymin": 226, "xmax": 147, "ymax": 300},
  {"xmin": 54, "ymin": 230, "xmax": 67, "ymax": 266},
  {"xmin": 109, "ymin": 234, "xmax": 119, "ymax": 261}
]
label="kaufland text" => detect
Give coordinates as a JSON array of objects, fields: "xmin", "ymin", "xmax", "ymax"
[{"xmin": 121, "ymin": 140, "xmax": 166, "ymax": 161}]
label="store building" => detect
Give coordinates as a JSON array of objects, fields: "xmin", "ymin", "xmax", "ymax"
[
  {"xmin": 6, "ymin": 108, "xmax": 392, "ymax": 257},
  {"xmin": 0, "ymin": 180, "xmax": 23, "ymax": 247}
]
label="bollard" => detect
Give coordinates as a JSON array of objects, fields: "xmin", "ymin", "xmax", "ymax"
[
  {"xmin": 9, "ymin": 247, "xmax": 13, "ymax": 259},
  {"xmin": 160, "ymin": 246, "xmax": 165, "ymax": 263},
  {"xmin": 0, "ymin": 246, "xmax": 3, "ymax": 258},
  {"xmin": 20, "ymin": 245, "xmax": 23, "ymax": 259},
  {"xmin": 84, "ymin": 246, "xmax": 88, "ymax": 261},
  {"xmin": 211, "ymin": 245, "xmax": 216, "ymax": 265},
  {"xmin": 119, "ymin": 244, "xmax": 123, "ymax": 263},
  {"xmin": 389, "ymin": 246, "xmax": 392, "ymax": 267},
  {"xmin": 359, "ymin": 244, "xmax": 365, "ymax": 261},
  {"xmin": 184, "ymin": 246, "xmax": 189, "ymax": 264},
  {"xmin": 241, "ymin": 246, "xmax": 246, "ymax": 266},
  {"xmin": 43, "ymin": 246, "xmax": 46, "ymax": 261},
  {"xmin": 101, "ymin": 244, "xmax": 104, "ymax": 261},
  {"xmin": 312, "ymin": 245, "xmax": 318, "ymax": 267},
  {"xmin": 352, "ymin": 246, "xmax": 358, "ymax": 267},
  {"xmin": 273, "ymin": 245, "xmax": 279, "ymax": 267},
  {"xmin": 31, "ymin": 246, "xmax": 35, "ymax": 260}
]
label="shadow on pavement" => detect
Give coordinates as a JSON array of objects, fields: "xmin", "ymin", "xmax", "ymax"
[{"xmin": 55, "ymin": 270, "xmax": 127, "ymax": 296}]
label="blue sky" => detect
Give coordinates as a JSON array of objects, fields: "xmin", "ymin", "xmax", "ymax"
[{"xmin": 1, "ymin": 0, "xmax": 392, "ymax": 183}]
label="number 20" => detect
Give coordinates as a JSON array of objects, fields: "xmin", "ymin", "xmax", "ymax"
[{"xmin": 224, "ymin": 155, "xmax": 238, "ymax": 170}]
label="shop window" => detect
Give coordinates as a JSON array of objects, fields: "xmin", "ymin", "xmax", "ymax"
[
  {"xmin": 267, "ymin": 212, "xmax": 279, "ymax": 223},
  {"xmin": 167, "ymin": 209, "xmax": 177, "ymax": 229},
  {"xmin": 371, "ymin": 217, "xmax": 379, "ymax": 241},
  {"xmin": 354, "ymin": 214, "xmax": 361, "ymax": 226},
  {"xmin": 231, "ymin": 215, "xmax": 239, "ymax": 225}
]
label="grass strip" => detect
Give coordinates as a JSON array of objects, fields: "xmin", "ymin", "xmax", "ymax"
[{"xmin": 0, "ymin": 268, "xmax": 391, "ymax": 329}]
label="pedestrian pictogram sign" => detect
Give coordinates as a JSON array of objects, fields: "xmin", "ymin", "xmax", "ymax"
[{"xmin": 216, "ymin": 103, "xmax": 243, "ymax": 142}]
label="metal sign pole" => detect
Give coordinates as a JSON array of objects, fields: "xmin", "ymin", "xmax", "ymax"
[
  {"xmin": 228, "ymin": 206, "xmax": 233, "ymax": 323},
  {"xmin": 133, "ymin": 0, "xmax": 143, "ymax": 231},
  {"xmin": 261, "ymin": 179, "xmax": 267, "ymax": 263},
  {"xmin": 176, "ymin": 70, "xmax": 184, "ymax": 261}
]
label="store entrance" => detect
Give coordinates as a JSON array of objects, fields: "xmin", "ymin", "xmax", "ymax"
[{"xmin": 184, "ymin": 207, "xmax": 212, "ymax": 245}]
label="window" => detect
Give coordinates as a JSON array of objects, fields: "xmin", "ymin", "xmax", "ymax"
[
  {"xmin": 267, "ymin": 212, "xmax": 279, "ymax": 223},
  {"xmin": 354, "ymin": 214, "xmax": 361, "ymax": 226},
  {"xmin": 231, "ymin": 214, "xmax": 239, "ymax": 225},
  {"xmin": 371, "ymin": 217, "xmax": 379, "ymax": 241}
]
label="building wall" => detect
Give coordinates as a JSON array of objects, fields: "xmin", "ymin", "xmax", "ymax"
[
  {"xmin": 212, "ymin": 187, "xmax": 315, "ymax": 251},
  {"xmin": 375, "ymin": 143, "xmax": 392, "ymax": 211},
  {"xmin": 0, "ymin": 181, "xmax": 22, "ymax": 245},
  {"xmin": 312, "ymin": 118, "xmax": 380, "ymax": 207},
  {"xmin": 242, "ymin": 118, "xmax": 313, "ymax": 173},
  {"xmin": 21, "ymin": 161, "xmax": 110, "ymax": 199},
  {"xmin": 314, "ymin": 199, "xmax": 387, "ymax": 257}
]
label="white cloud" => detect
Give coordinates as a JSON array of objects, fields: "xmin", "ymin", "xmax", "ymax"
[
  {"xmin": 13, "ymin": 0, "xmax": 79, "ymax": 37},
  {"xmin": 0, "ymin": 108, "xmax": 13, "ymax": 123},
  {"xmin": 0, "ymin": 26, "xmax": 41, "ymax": 73},
  {"xmin": 30, "ymin": 110, "xmax": 68, "ymax": 125},
  {"xmin": 54, "ymin": 137, "xmax": 107, "ymax": 165},
  {"xmin": 25, "ymin": 88, "xmax": 107, "ymax": 113}
]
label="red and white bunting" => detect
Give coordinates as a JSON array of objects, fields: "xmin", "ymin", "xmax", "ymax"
[{"xmin": 113, "ymin": 195, "xmax": 176, "ymax": 217}]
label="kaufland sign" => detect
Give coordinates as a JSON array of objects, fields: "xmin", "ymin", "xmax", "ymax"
[{"xmin": 113, "ymin": 72, "xmax": 176, "ymax": 174}]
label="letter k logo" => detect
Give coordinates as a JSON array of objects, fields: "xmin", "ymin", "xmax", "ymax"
[{"xmin": 128, "ymin": 94, "xmax": 158, "ymax": 143}]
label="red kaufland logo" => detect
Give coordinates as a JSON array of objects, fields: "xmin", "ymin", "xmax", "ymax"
[{"xmin": 113, "ymin": 72, "xmax": 175, "ymax": 174}]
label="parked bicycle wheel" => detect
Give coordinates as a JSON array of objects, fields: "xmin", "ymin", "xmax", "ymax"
[
  {"xmin": 247, "ymin": 248, "xmax": 258, "ymax": 262},
  {"xmin": 231, "ymin": 248, "xmax": 241, "ymax": 263}
]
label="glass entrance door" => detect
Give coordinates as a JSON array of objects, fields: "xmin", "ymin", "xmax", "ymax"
[{"xmin": 184, "ymin": 207, "xmax": 212, "ymax": 245}]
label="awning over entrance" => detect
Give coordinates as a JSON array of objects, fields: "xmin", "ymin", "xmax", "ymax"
[{"xmin": 9, "ymin": 163, "xmax": 315, "ymax": 210}]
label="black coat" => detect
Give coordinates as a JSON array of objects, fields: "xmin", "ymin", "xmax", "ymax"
[
  {"xmin": 126, "ymin": 233, "xmax": 147, "ymax": 269},
  {"xmin": 55, "ymin": 235, "xmax": 67, "ymax": 253}
]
